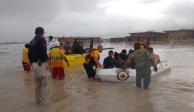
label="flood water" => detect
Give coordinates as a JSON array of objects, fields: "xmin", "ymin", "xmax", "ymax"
[{"xmin": 0, "ymin": 43, "xmax": 194, "ymax": 112}]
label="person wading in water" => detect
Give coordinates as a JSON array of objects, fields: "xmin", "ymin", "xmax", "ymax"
[
  {"xmin": 28, "ymin": 27, "xmax": 49, "ymax": 103},
  {"xmin": 83, "ymin": 45, "xmax": 104, "ymax": 80},
  {"xmin": 124, "ymin": 43, "xmax": 157, "ymax": 89}
]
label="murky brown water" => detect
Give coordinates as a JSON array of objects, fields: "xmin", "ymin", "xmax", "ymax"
[{"xmin": 0, "ymin": 43, "xmax": 194, "ymax": 112}]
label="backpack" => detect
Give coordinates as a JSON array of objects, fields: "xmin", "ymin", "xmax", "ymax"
[{"xmin": 85, "ymin": 49, "xmax": 99, "ymax": 66}]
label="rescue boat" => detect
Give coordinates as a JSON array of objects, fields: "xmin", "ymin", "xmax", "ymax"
[
  {"xmin": 58, "ymin": 38, "xmax": 94, "ymax": 67},
  {"xmin": 96, "ymin": 61, "xmax": 171, "ymax": 82},
  {"xmin": 64, "ymin": 53, "xmax": 86, "ymax": 67},
  {"xmin": 48, "ymin": 40, "xmax": 87, "ymax": 67}
]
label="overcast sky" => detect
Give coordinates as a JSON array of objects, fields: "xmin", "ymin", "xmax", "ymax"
[{"xmin": 0, "ymin": 0, "xmax": 194, "ymax": 42}]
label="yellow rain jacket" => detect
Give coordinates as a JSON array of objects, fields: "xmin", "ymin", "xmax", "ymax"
[
  {"xmin": 84, "ymin": 49, "xmax": 100, "ymax": 66},
  {"xmin": 48, "ymin": 48, "xmax": 66, "ymax": 68},
  {"xmin": 22, "ymin": 48, "xmax": 30, "ymax": 64}
]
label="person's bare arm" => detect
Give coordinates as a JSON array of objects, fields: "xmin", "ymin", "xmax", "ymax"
[
  {"xmin": 146, "ymin": 51, "xmax": 157, "ymax": 72},
  {"xmin": 61, "ymin": 54, "xmax": 69, "ymax": 67},
  {"xmin": 47, "ymin": 52, "xmax": 51, "ymax": 63},
  {"xmin": 64, "ymin": 56, "xmax": 70, "ymax": 66},
  {"xmin": 61, "ymin": 51, "xmax": 70, "ymax": 67},
  {"xmin": 94, "ymin": 57, "xmax": 103, "ymax": 68}
]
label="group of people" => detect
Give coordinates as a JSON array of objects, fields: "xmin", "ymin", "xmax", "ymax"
[
  {"xmin": 48, "ymin": 36, "xmax": 85, "ymax": 54},
  {"xmin": 22, "ymin": 32, "xmax": 69, "ymax": 80},
  {"xmin": 22, "ymin": 26, "xmax": 160, "ymax": 104},
  {"xmin": 102, "ymin": 42, "xmax": 160, "ymax": 69},
  {"xmin": 83, "ymin": 41, "xmax": 160, "ymax": 89},
  {"xmin": 22, "ymin": 27, "xmax": 71, "ymax": 103},
  {"xmin": 103, "ymin": 49, "xmax": 132, "ymax": 69}
]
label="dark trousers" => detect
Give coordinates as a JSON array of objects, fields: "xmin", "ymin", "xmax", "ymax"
[
  {"xmin": 136, "ymin": 67, "xmax": 151, "ymax": 89},
  {"xmin": 83, "ymin": 63, "xmax": 96, "ymax": 78}
]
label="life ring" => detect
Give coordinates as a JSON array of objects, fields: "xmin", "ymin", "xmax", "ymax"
[{"xmin": 116, "ymin": 70, "xmax": 129, "ymax": 81}]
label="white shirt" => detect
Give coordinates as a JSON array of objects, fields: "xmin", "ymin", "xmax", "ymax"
[{"xmin": 47, "ymin": 39, "xmax": 55, "ymax": 51}]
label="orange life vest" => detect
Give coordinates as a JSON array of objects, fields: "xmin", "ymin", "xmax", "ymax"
[{"xmin": 85, "ymin": 49, "xmax": 100, "ymax": 66}]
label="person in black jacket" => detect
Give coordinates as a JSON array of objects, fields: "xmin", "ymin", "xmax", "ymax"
[{"xmin": 28, "ymin": 27, "xmax": 49, "ymax": 104}]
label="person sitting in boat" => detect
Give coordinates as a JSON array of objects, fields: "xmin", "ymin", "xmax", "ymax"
[
  {"xmin": 71, "ymin": 39, "xmax": 78, "ymax": 53},
  {"xmin": 48, "ymin": 41, "xmax": 69, "ymax": 80},
  {"xmin": 121, "ymin": 49, "xmax": 128, "ymax": 61},
  {"xmin": 103, "ymin": 50, "xmax": 116, "ymax": 69},
  {"xmin": 128, "ymin": 49, "xmax": 134, "ymax": 56},
  {"xmin": 114, "ymin": 52, "xmax": 119, "ymax": 68},
  {"xmin": 145, "ymin": 40, "xmax": 151, "ymax": 49},
  {"xmin": 83, "ymin": 45, "xmax": 104, "ymax": 80},
  {"xmin": 72, "ymin": 39, "xmax": 84, "ymax": 54},
  {"xmin": 22, "ymin": 44, "xmax": 31, "ymax": 72},
  {"xmin": 72, "ymin": 39, "xmax": 78, "ymax": 48},
  {"xmin": 147, "ymin": 47, "xmax": 161, "ymax": 64},
  {"xmin": 63, "ymin": 41, "xmax": 71, "ymax": 54},
  {"xmin": 78, "ymin": 41, "xmax": 85, "ymax": 53},
  {"xmin": 116, "ymin": 53, "xmax": 126, "ymax": 68}
]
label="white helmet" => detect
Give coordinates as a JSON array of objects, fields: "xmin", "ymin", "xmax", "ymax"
[{"xmin": 52, "ymin": 41, "xmax": 60, "ymax": 47}]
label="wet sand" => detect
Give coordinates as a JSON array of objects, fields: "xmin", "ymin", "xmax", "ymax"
[{"xmin": 0, "ymin": 44, "xmax": 194, "ymax": 112}]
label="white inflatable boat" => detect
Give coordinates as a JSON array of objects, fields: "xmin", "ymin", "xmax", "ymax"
[{"xmin": 96, "ymin": 61, "xmax": 171, "ymax": 83}]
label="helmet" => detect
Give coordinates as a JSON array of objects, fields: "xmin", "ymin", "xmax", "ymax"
[
  {"xmin": 52, "ymin": 41, "xmax": 60, "ymax": 47},
  {"xmin": 35, "ymin": 27, "xmax": 44, "ymax": 35}
]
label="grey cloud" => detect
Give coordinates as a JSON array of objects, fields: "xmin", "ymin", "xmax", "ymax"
[
  {"xmin": 62, "ymin": 0, "xmax": 104, "ymax": 12},
  {"xmin": 0, "ymin": 0, "xmax": 61, "ymax": 21},
  {"xmin": 140, "ymin": 0, "xmax": 162, "ymax": 4},
  {"xmin": 162, "ymin": 0, "xmax": 194, "ymax": 28},
  {"xmin": 0, "ymin": 0, "xmax": 63, "ymax": 42},
  {"xmin": 0, "ymin": 0, "xmax": 108, "ymax": 42},
  {"xmin": 164, "ymin": 0, "xmax": 194, "ymax": 18},
  {"xmin": 46, "ymin": 12, "xmax": 151, "ymax": 38},
  {"xmin": 0, "ymin": 0, "xmax": 194, "ymax": 42}
]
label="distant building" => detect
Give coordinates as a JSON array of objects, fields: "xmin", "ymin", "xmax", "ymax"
[
  {"xmin": 110, "ymin": 37, "xmax": 128, "ymax": 42},
  {"xmin": 164, "ymin": 29, "xmax": 194, "ymax": 41},
  {"xmin": 129, "ymin": 31, "xmax": 168, "ymax": 43}
]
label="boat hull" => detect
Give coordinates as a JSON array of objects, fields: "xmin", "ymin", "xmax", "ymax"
[
  {"xmin": 64, "ymin": 53, "xmax": 86, "ymax": 67},
  {"xmin": 96, "ymin": 62, "xmax": 171, "ymax": 82}
]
